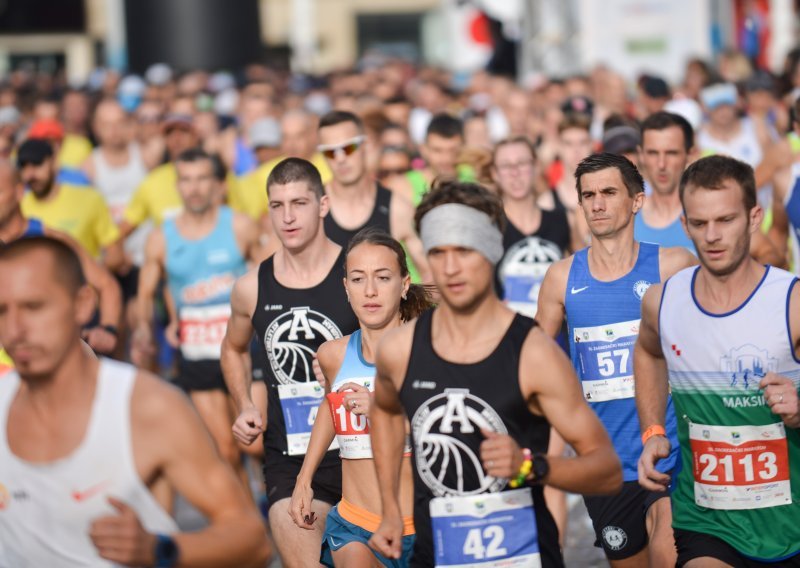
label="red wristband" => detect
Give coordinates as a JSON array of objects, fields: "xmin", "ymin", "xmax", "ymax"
[{"xmin": 641, "ymin": 424, "xmax": 666, "ymax": 445}]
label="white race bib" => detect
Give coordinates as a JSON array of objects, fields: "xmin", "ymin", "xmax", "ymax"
[
  {"xmin": 689, "ymin": 422, "xmax": 791, "ymax": 510},
  {"xmin": 429, "ymin": 489, "xmax": 541, "ymax": 567},
  {"xmin": 278, "ymin": 382, "xmax": 339, "ymax": 456},
  {"xmin": 328, "ymin": 376, "xmax": 374, "ymax": 459},
  {"xmin": 179, "ymin": 304, "xmax": 230, "ymax": 360},
  {"xmin": 573, "ymin": 319, "xmax": 639, "ymax": 402}
]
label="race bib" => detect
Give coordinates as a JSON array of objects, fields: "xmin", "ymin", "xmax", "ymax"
[
  {"xmin": 179, "ymin": 304, "xmax": 230, "ymax": 360},
  {"xmin": 502, "ymin": 270, "xmax": 542, "ymax": 319},
  {"xmin": 573, "ymin": 319, "xmax": 639, "ymax": 402},
  {"xmin": 327, "ymin": 377, "xmax": 373, "ymax": 459},
  {"xmin": 690, "ymin": 422, "xmax": 791, "ymax": 510},
  {"xmin": 278, "ymin": 382, "xmax": 339, "ymax": 456},
  {"xmin": 430, "ymin": 489, "xmax": 541, "ymax": 568}
]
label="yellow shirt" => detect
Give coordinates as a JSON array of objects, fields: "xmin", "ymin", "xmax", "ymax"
[
  {"xmin": 0, "ymin": 349, "xmax": 12, "ymax": 375},
  {"xmin": 233, "ymin": 153, "xmax": 332, "ymax": 220},
  {"xmin": 58, "ymin": 134, "xmax": 94, "ymax": 169},
  {"xmin": 123, "ymin": 163, "xmax": 183, "ymax": 228},
  {"xmin": 21, "ymin": 184, "xmax": 120, "ymax": 258}
]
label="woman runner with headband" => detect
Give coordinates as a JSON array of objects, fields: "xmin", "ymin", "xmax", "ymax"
[{"xmin": 289, "ymin": 227, "xmax": 432, "ymax": 567}]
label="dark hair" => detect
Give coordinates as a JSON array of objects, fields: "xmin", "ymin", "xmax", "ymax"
[
  {"xmin": 0, "ymin": 236, "xmax": 86, "ymax": 294},
  {"xmin": 679, "ymin": 155, "xmax": 756, "ymax": 212},
  {"xmin": 209, "ymin": 153, "xmax": 227, "ymax": 181},
  {"xmin": 426, "ymin": 113, "xmax": 464, "ymax": 141},
  {"xmin": 318, "ymin": 110, "xmax": 364, "ymax": 132},
  {"xmin": 491, "ymin": 136, "xmax": 537, "ymax": 166},
  {"xmin": 640, "ymin": 111, "xmax": 694, "ymax": 152},
  {"xmin": 414, "ymin": 180, "xmax": 505, "ymax": 234},
  {"xmin": 558, "ymin": 112, "xmax": 592, "ymax": 135},
  {"xmin": 175, "ymin": 147, "xmax": 213, "ymax": 167},
  {"xmin": 574, "ymin": 152, "xmax": 645, "ymax": 200},
  {"xmin": 266, "ymin": 157, "xmax": 324, "ymax": 198},
  {"xmin": 345, "ymin": 227, "xmax": 432, "ymax": 322}
]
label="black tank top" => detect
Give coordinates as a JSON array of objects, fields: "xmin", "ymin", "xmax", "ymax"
[
  {"xmin": 323, "ymin": 184, "xmax": 392, "ymax": 247},
  {"xmin": 251, "ymin": 250, "xmax": 359, "ymax": 461},
  {"xmin": 496, "ymin": 207, "xmax": 571, "ymax": 298},
  {"xmin": 399, "ymin": 310, "xmax": 562, "ymax": 567}
]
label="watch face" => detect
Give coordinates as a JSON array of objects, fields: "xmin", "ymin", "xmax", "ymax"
[
  {"xmin": 156, "ymin": 535, "xmax": 179, "ymax": 567},
  {"xmin": 533, "ymin": 454, "xmax": 549, "ymax": 482}
]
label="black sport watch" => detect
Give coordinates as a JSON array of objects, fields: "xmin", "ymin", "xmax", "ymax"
[
  {"xmin": 154, "ymin": 534, "xmax": 180, "ymax": 568},
  {"xmin": 529, "ymin": 453, "xmax": 550, "ymax": 484}
]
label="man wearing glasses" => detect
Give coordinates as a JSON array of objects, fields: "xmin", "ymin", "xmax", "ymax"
[{"xmin": 317, "ymin": 110, "xmax": 430, "ymax": 282}]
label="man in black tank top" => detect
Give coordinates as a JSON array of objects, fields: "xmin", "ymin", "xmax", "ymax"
[
  {"xmin": 368, "ymin": 181, "xmax": 622, "ymax": 567},
  {"xmin": 317, "ymin": 110, "xmax": 431, "ymax": 280},
  {"xmin": 221, "ymin": 158, "xmax": 358, "ymax": 567}
]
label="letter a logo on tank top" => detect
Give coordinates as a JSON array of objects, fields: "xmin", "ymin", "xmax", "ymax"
[
  {"xmin": 264, "ymin": 306, "xmax": 343, "ymax": 384},
  {"xmin": 411, "ymin": 388, "xmax": 507, "ymax": 497}
]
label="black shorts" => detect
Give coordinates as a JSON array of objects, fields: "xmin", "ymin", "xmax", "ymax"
[
  {"xmin": 262, "ymin": 448, "xmax": 341, "ymax": 512},
  {"xmin": 583, "ymin": 480, "xmax": 668, "ymax": 560},
  {"xmin": 176, "ymin": 358, "xmax": 228, "ymax": 392},
  {"xmin": 116, "ymin": 266, "xmax": 140, "ymax": 303},
  {"xmin": 675, "ymin": 528, "xmax": 800, "ymax": 567}
]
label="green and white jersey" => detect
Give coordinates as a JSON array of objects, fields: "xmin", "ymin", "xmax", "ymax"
[{"xmin": 660, "ymin": 266, "xmax": 800, "ymax": 561}]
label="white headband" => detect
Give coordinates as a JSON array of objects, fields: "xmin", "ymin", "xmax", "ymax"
[{"xmin": 419, "ymin": 203, "xmax": 504, "ymax": 265}]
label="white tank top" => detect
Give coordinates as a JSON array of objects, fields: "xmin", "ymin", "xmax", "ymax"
[
  {"xmin": 91, "ymin": 144, "xmax": 150, "ymax": 265},
  {"xmin": 0, "ymin": 359, "xmax": 177, "ymax": 567}
]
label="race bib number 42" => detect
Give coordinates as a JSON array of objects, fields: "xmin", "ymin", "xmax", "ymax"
[
  {"xmin": 430, "ymin": 489, "xmax": 541, "ymax": 568},
  {"xmin": 278, "ymin": 382, "xmax": 338, "ymax": 456},
  {"xmin": 573, "ymin": 319, "xmax": 639, "ymax": 402},
  {"xmin": 690, "ymin": 422, "xmax": 791, "ymax": 510},
  {"xmin": 179, "ymin": 304, "xmax": 231, "ymax": 360}
]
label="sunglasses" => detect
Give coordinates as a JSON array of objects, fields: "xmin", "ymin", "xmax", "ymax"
[
  {"xmin": 378, "ymin": 167, "xmax": 408, "ymax": 178},
  {"xmin": 318, "ymin": 136, "xmax": 365, "ymax": 160}
]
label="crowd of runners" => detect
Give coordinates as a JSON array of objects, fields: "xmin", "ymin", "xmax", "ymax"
[{"xmin": 0, "ymin": 49, "xmax": 799, "ymax": 568}]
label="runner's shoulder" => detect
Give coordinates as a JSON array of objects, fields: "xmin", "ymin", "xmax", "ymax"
[
  {"xmin": 541, "ymin": 254, "xmax": 574, "ymax": 292},
  {"xmin": 659, "ymin": 245, "xmax": 698, "ymax": 279},
  {"xmin": 316, "ymin": 335, "xmax": 349, "ymax": 378},
  {"xmin": 130, "ymin": 368, "xmax": 195, "ymax": 431},
  {"xmin": 230, "ymin": 265, "xmax": 260, "ymax": 313},
  {"xmin": 376, "ymin": 318, "xmax": 417, "ymax": 371}
]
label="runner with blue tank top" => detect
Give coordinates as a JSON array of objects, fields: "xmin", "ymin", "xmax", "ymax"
[
  {"xmin": 538, "ymin": 153, "xmax": 697, "ymax": 566},
  {"xmin": 289, "ymin": 228, "xmax": 431, "ymax": 567},
  {"xmin": 133, "ymin": 148, "xmax": 265, "ymax": 490},
  {"xmin": 636, "ymin": 155, "xmax": 800, "ymax": 566},
  {"xmin": 635, "ymin": 112, "xmax": 697, "ymax": 255}
]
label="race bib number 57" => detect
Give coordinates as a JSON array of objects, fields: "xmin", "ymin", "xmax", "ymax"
[{"xmin": 690, "ymin": 422, "xmax": 791, "ymax": 510}]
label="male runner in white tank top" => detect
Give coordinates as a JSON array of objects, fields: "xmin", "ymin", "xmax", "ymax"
[
  {"xmin": 0, "ymin": 237, "xmax": 270, "ymax": 567},
  {"xmin": 635, "ymin": 155, "xmax": 800, "ymax": 566}
]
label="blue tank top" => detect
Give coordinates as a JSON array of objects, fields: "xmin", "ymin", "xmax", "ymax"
[
  {"xmin": 565, "ymin": 241, "xmax": 679, "ymax": 481},
  {"xmin": 234, "ymin": 137, "xmax": 257, "ymax": 176},
  {"xmin": 331, "ymin": 329, "xmax": 374, "ymax": 390},
  {"xmin": 634, "ymin": 212, "xmax": 696, "ymax": 255},
  {"xmin": 21, "ymin": 218, "xmax": 45, "ymax": 238},
  {"xmin": 163, "ymin": 206, "xmax": 246, "ymax": 310},
  {"xmin": 786, "ymin": 164, "xmax": 800, "ymax": 272}
]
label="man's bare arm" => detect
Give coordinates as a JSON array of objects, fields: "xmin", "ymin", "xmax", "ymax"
[
  {"xmin": 535, "ymin": 258, "xmax": 570, "ymax": 338},
  {"xmin": 390, "ymin": 194, "xmax": 431, "ymax": 282},
  {"xmin": 134, "ymin": 374, "xmax": 271, "ymax": 567},
  {"xmin": 369, "ymin": 323, "xmax": 415, "ymax": 559},
  {"xmin": 221, "ymin": 269, "xmax": 263, "ymax": 444},
  {"xmin": 131, "ymin": 230, "xmax": 165, "ymax": 365},
  {"xmin": 633, "ymin": 283, "xmax": 673, "ymax": 490},
  {"xmin": 523, "ymin": 329, "xmax": 622, "ymax": 495}
]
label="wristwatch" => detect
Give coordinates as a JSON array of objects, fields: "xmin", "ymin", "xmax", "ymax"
[
  {"xmin": 529, "ymin": 453, "xmax": 550, "ymax": 484},
  {"xmin": 154, "ymin": 534, "xmax": 180, "ymax": 568}
]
